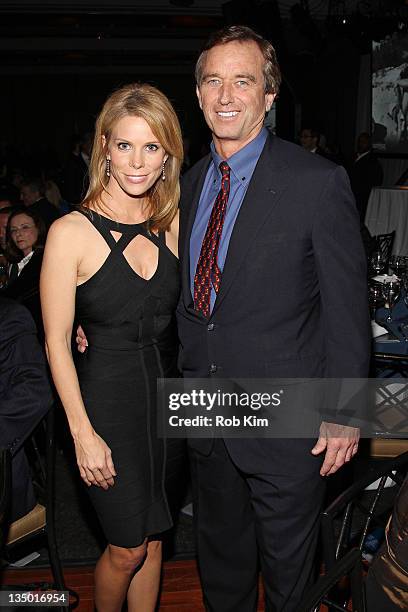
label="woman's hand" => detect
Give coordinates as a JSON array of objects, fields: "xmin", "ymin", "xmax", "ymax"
[
  {"xmin": 76, "ymin": 325, "xmax": 88, "ymax": 353},
  {"xmin": 73, "ymin": 430, "xmax": 116, "ymax": 489}
]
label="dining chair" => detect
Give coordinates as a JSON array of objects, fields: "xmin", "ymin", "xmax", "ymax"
[
  {"xmin": 3, "ymin": 407, "xmax": 77, "ymax": 611},
  {"xmin": 298, "ymin": 547, "xmax": 366, "ymax": 612},
  {"xmin": 321, "ymin": 450, "xmax": 408, "ymax": 572},
  {"xmin": 372, "ymin": 230, "xmax": 396, "ymax": 266}
]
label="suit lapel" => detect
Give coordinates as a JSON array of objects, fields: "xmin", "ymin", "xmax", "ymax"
[
  {"xmin": 212, "ymin": 135, "xmax": 290, "ymax": 314},
  {"xmin": 181, "ymin": 154, "xmax": 211, "ymax": 312}
]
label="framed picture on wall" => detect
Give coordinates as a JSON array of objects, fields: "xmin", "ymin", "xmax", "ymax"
[{"xmin": 372, "ymin": 27, "xmax": 408, "ymax": 155}]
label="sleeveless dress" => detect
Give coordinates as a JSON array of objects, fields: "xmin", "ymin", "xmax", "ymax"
[{"xmin": 74, "ymin": 210, "xmax": 180, "ymax": 548}]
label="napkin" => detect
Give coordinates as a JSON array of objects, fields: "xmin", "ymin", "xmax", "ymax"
[{"xmin": 372, "ymin": 274, "xmax": 400, "ymax": 283}]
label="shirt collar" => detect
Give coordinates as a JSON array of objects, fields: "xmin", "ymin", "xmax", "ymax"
[
  {"xmin": 356, "ymin": 150, "xmax": 371, "ymax": 162},
  {"xmin": 210, "ymin": 128, "xmax": 269, "ymax": 184},
  {"xmin": 17, "ymin": 250, "xmax": 34, "ymax": 273}
]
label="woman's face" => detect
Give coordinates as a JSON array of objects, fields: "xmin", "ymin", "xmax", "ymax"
[
  {"xmin": 10, "ymin": 213, "xmax": 39, "ymax": 256},
  {"xmin": 104, "ymin": 115, "xmax": 168, "ymax": 199}
]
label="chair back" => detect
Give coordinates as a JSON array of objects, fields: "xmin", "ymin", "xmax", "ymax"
[
  {"xmin": 321, "ymin": 450, "xmax": 408, "ymax": 572},
  {"xmin": 298, "ymin": 548, "xmax": 366, "ymax": 612},
  {"xmin": 373, "ymin": 230, "xmax": 395, "ymax": 264}
]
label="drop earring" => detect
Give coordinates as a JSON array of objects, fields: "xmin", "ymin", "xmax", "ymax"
[
  {"xmin": 106, "ymin": 156, "xmax": 111, "ymax": 177},
  {"xmin": 162, "ymin": 161, "xmax": 166, "ymax": 181}
]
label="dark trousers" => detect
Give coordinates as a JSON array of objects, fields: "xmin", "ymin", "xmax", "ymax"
[{"xmin": 189, "ymin": 438, "xmax": 326, "ymax": 612}]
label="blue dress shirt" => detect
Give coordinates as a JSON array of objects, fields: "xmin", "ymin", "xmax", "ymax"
[{"xmin": 190, "ymin": 128, "xmax": 268, "ymax": 311}]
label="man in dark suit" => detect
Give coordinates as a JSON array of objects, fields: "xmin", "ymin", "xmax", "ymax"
[
  {"xmin": 348, "ymin": 132, "xmax": 383, "ymax": 222},
  {"xmin": 177, "ymin": 26, "xmax": 370, "ymax": 611},
  {"xmin": 0, "ymin": 297, "xmax": 53, "ymax": 521},
  {"xmin": 20, "ymin": 178, "xmax": 60, "ymax": 230}
]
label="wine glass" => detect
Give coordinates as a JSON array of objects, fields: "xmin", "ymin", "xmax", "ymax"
[
  {"xmin": 369, "ymin": 282, "xmax": 385, "ymax": 319},
  {"xmin": 370, "ymin": 251, "xmax": 386, "ymax": 276},
  {"xmin": 389, "ymin": 255, "xmax": 407, "ymax": 277},
  {"xmin": 382, "ymin": 279, "xmax": 401, "ymax": 322}
]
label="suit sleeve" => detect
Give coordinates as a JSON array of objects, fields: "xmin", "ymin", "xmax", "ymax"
[
  {"xmin": 312, "ymin": 166, "xmax": 371, "ymax": 426},
  {"xmin": 312, "ymin": 164, "xmax": 370, "ymax": 378},
  {"xmin": 0, "ymin": 300, "xmax": 53, "ymax": 454}
]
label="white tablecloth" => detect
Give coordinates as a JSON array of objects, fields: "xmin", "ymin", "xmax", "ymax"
[{"xmin": 365, "ymin": 187, "xmax": 408, "ymax": 255}]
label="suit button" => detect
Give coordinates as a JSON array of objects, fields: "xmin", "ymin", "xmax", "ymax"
[
  {"xmin": 209, "ymin": 364, "xmax": 217, "ymax": 374},
  {"xmin": 207, "ymin": 323, "xmax": 215, "ymax": 331}
]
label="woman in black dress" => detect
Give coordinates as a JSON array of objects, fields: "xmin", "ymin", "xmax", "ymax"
[{"xmin": 41, "ymin": 84, "xmax": 183, "ymax": 612}]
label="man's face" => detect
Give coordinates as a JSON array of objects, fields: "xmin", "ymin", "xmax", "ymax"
[
  {"xmin": 300, "ymin": 129, "xmax": 318, "ymax": 151},
  {"xmin": 0, "ymin": 212, "xmax": 10, "ymax": 249},
  {"xmin": 20, "ymin": 186, "xmax": 38, "ymax": 206},
  {"xmin": 196, "ymin": 41, "xmax": 275, "ymax": 157},
  {"xmin": 357, "ymin": 135, "xmax": 370, "ymax": 154}
]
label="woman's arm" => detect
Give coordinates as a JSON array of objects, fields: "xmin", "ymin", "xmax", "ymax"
[{"xmin": 40, "ymin": 216, "xmax": 116, "ymax": 489}]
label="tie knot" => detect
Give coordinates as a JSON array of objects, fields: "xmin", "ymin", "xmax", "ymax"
[{"xmin": 219, "ymin": 161, "xmax": 230, "ymax": 177}]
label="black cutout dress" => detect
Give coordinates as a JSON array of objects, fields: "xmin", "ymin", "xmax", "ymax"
[{"xmin": 75, "ymin": 210, "xmax": 180, "ymax": 548}]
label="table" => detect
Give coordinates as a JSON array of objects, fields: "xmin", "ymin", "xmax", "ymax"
[{"xmin": 365, "ymin": 187, "xmax": 408, "ymax": 255}]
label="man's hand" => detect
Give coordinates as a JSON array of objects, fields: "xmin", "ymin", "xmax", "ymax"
[
  {"xmin": 76, "ymin": 325, "xmax": 88, "ymax": 353},
  {"xmin": 311, "ymin": 421, "xmax": 359, "ymax": 477}
]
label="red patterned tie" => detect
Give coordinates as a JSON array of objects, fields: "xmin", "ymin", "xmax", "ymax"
[{"xmin": 194, "ymin": 161, "xmax": 230, "ymax": 317}]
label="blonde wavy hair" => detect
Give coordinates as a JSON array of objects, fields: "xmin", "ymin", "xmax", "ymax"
[{"xmin": 82, "ymin": 83, "xmax": 183, "ymax": 232}]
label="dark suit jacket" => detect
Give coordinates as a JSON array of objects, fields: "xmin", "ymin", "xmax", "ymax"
[
  {"xmin": 3, "ymin": 249, "xmax": 44, "ymax": 340},
  {"xmin": 0, "ymin": 297, "xmax": 52, "ymax": 519},
  {"xmin": 348, "ymin": 151, "xmax": 383, "ymax": 221},
  {"xmin": 61, "ymin": 153, "xmax": 89, "ymax": 205},
  {"xmin": 177, "ymin": 134, "xmax": 370, "ymax": 460}
]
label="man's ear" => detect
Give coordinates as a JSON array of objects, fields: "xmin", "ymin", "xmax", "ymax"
[
  {"xmin": 265, "ymin": 93, "xmax": 276, "ymax": 113},
  {"xmin": 196, "ymin": 85, "xmax": 203, "ymax": 110}
]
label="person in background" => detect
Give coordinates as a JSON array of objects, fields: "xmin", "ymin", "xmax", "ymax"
[
  {"xmin": 2, "ymin": 207, "xmax": 46, "ymax": 339},
  {"xmin": 365, "ymin": 474, "xmax": 408, "ymax": 611},
  {"xmin": 0, "ymin": 296, "xmax": 52, "ymax": 524},
  {"xmin": 300, "ymin": 126, "xmax": 325, "ymax": 155},
  {"xmin": 348, "ymin": 132, "xmax": 383, "ymax": 222},
  {"xmin": 44, "ymin": 179, "xmax": 71, "ymax": 214},
  {"xmin": 0, "ymin": 206, "xmax": 15, "ymax": 287},
  {"xmin": 60, "ymin": 132, "xmax": 93, "ymax": 205},
  {"xmin": 20, "ymin": 177, "xmax": 60, "ymax": 230}
]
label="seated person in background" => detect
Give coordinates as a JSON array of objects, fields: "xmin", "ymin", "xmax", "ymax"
[
  {"xmin": 0, "ymin": 206, "xmax": 15, "ymax": 287},
  {"xmin": 44, "ymin": 179, "xmax": 71, "ymax": 214},
  {"xmin": 365, "ymin": 474, "xmax": 408, "ymax": 611},
  {"xmin": 2, "ymin": 207, "xmax": 46, "ymax": 340},
  {"xmin": 0, "ymin": 297, "xmax": 53, "ymax": 526},
  {"xmin": 20, "ymin": 177, "xmax": 60, "ymax": 230},
  {"xmin": 348, "ymin": 132, "xmax": 383, "ymax": 222}
]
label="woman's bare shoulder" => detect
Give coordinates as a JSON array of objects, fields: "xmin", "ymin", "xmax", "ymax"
[{"xmin": 48, "ymin": 210, "xmax": 92, "ymax": 238}]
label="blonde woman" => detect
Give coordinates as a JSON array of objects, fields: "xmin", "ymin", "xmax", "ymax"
[{"xmin": 41, "ymin": 83, "xmax": 183, "ymax": 612}]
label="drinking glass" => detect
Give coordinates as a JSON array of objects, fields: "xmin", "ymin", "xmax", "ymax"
[
  {"xmin": 370, "ymin": 251, "xmax": 386, "ymax": 276},
  {"xmin": 389, "ymin": 255, "xmax": 407, "ymax": 277},
  {"xmin": 382, "ymin": 280, "xmax": 401, "ymax": 322},
  {"xmin": 369, "ymin": 283, "xmax": 385, "ymax": 319}
]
